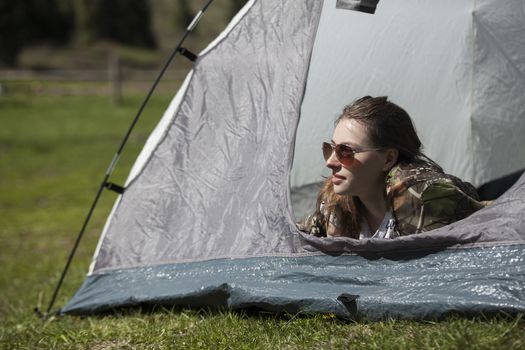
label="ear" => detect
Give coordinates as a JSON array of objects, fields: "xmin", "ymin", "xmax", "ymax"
[{"xmin": 382, "ymin": 148, "xmax": 399, "ymax": 171}]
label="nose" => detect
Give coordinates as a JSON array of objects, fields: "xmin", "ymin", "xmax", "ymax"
[{"xmin": 325, "ymin": 150, "xmax": 341, "ymax": 170}]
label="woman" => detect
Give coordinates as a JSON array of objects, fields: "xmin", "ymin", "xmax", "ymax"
[{"xmin": 297, "ymin": 96, "xmax": 484, "ymax": 239}]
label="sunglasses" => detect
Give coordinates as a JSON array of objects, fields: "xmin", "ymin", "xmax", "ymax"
[{"xmin": 322, "ymin": 142, "xmax": 383, "ymax": 167}]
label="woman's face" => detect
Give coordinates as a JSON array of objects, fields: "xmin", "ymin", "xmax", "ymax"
[{"xmin": 326, "ymin": 118, "xmax": 392, "ymax": 198}]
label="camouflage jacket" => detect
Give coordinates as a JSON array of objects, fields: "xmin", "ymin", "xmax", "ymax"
[{"xmin": 297, "ymin": 162, "xmax": 485, "ymax": 238}]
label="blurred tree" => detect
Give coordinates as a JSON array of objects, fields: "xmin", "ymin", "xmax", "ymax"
[
  {"xmin": 0, "ymin": 0, "xmax": 74, "ymax": 67},
  {"xmin": 73, "ymin": 0, "xmax": 156, "ymax": 48}
]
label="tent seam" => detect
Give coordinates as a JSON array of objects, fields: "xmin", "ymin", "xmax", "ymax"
[
  {"xmin": 90, "ymin": 240, "xmax": 525, "ymax": 275},
  {"xmin": 468, "ymin": 0, "xmax": 477, "ymax": 185}
]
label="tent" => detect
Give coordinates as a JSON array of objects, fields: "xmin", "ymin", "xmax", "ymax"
[{"xmin": 60, "ymin": 0, "xmax": 525, "ymax": 319}]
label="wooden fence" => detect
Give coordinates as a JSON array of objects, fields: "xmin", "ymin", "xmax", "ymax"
[{"xmin": 0, "ymin": 63, "xmax": 188, "ymax": 104}]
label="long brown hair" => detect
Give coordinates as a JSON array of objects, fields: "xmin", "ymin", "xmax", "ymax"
[{"xmin": 318, "ymin": 96, "xmax": 440, "ymax": 237}]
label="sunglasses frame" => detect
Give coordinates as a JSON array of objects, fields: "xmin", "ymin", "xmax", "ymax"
[{"xmin": 322, "ymin": 142, "xmax": 383, "ymax": 167}]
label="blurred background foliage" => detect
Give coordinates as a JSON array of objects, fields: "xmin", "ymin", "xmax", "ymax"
[
  {"xmin": 0, "ymin": 0, "xmax": 249, "ymax": 69},
  {"xmin": 0, "ymin": 0, "xmax": 74, "ymax": 66}
]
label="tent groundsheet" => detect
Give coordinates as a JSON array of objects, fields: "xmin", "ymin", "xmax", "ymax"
[{"xmin": 63, "ymin": 245, "xmax": 524, "ymax": 320}]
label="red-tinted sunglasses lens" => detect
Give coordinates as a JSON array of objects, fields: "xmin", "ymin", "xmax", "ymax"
[
  {"xmin": 322, "ymin": 142, "xmax": 334, "ymax": 161},
  {"xmin": 322, "ymin": 142, "xmax": 355, "ymax": 166}
]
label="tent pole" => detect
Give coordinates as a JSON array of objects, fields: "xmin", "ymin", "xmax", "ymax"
[{"xmin": 36, "ymin": 0, "xmax": 215, "ymax": 320}]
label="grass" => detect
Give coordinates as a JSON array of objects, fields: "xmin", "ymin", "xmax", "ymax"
[{"xmin": 0, "ymin": 83, "xmax": 524, "ymax": 349}]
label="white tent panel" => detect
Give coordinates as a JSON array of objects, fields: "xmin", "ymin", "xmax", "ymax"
[
  {"xmin": 293, "ymin": 0, "xmax": 525, "ymax": 188},
  {"xmin": 470, "ymin": 0, "xmax": 525, "ymax": 185}
]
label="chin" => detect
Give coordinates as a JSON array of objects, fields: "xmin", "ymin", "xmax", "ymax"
[{"xmin": 333, "ymin": 184, "xmax": 352, "ymax": 196}]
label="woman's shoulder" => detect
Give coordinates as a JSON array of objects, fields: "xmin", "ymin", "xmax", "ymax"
[
  {"xmin": 386, "ymin": 162, "xmax": 479, "ymax": 199},
  {"xmin": 386, "ymin": 161, "xmax": 484, "ymax": 234}
]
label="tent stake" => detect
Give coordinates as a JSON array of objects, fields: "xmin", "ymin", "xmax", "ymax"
[{"xmin": 37, "ymin": 0, "xmax": 215, "ymax": 320}]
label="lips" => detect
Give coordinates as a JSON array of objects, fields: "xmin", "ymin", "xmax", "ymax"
[{"xmin": 331, "ymin": 174, "xmax": 346, "ymax": 185}]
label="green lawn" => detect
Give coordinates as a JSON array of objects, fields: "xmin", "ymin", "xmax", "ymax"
[{"xmin": 0, "ymin": 83, "xmax": 524, "ymax": 349}]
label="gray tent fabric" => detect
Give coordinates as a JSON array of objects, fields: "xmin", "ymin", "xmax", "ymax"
[
  {"xmin": 61, "ymin": 0, "xmax": 525, "ymax": 318},
  {"xmin": 90, "ymin": 0, "xmax": 322, "ymax": 271}
]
